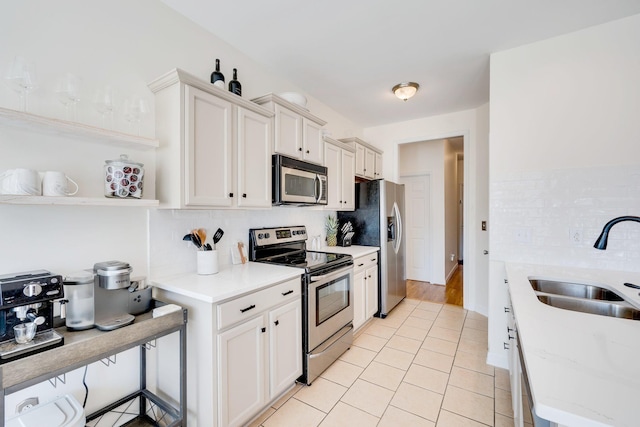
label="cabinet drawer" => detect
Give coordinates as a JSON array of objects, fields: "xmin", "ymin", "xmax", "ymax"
[
  {"xmin": 365, "ymin": 252, "xmax": 378, "ymax": 266},
  {"xmin": 217, "ymin": 278, "xmax": 301, "ymax": 330},
  {"xmin": 354, "ymin": 252, "xmax": 378, "ymax": 271}
]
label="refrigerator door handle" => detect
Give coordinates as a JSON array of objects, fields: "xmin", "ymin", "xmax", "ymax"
[{"xmin": 392, "ymin": 201, "xmax": 403, "ymax": 254}]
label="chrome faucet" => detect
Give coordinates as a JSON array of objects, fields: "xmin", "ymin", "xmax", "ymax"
[{"xmin": 593, "ymin": 216, "xmax": 640, "ymax": 249}]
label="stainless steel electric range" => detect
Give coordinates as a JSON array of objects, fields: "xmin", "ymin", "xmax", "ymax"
[{"xmin": 249, "ymin": 225, "xmax": 353, "ymax": 385}]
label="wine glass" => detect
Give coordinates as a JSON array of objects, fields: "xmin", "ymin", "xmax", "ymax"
[
  {"xmin": 123, "ymin": 96, "xmax": 150, "ymax": 135},
  {"xmin": 55, "ymin": 73, "xmax": 82, "ymax": 121},
  {"xmin": 3, "ymin": 56, "xmax": 38, "ymax": 112},
  {"xmin": 93, "ymin": 86, "xmax": 117, "ymax": 129}
]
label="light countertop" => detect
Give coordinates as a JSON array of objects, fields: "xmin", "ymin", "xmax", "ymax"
[
  {"xmin": 151, "ymin": 262, "xmax": 305, "ymax": 304},
  {"xmin": 505, "ymin": 263, "xmax": 640, "ymax": 427},
  {"xmin": 314, "ymin": 245, "xmax": 379, "ymax": 258}
]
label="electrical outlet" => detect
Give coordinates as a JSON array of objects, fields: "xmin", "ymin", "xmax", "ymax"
[
  {"xmin": 514, "ymin": 227, "xmax": 532, "ymax": 244},
  {"xmin": 16, "ymin": 397, "xmax": 39, "ymax": 413},
  {"xmin": 570, "ymin": 228, "xmax": 583, "ymax": 245}
]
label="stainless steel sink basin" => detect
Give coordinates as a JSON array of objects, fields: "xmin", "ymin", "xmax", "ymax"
[
  {"xmin": 536, "ymin": 295, "xmax": 640, "ymax": 320},
  {"xmin": 529, "ymin": 279, "xmax": 624, "ymax": 301}
]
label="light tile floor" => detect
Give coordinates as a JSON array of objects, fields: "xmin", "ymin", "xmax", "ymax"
[{"xmin": 248, "ymin": 299, "xmax": 532, "ymax": 427}]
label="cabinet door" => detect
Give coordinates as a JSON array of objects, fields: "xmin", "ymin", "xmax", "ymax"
[
  {"xmin": 184, "ymin": 85, "xmax": 233, "ymax": 207},
  {"xmin": 274, "ymin": 104, "xmax": 301, "ymax": 158},
  {"xmin": 365, "ymin": 265, "xmax": 379, "ymax": 319},
  {"xmin": 324, "ymin": 142, "xmax": 342, "ymax": 209},
  {"xmin": 364, "ymin": 148, "xmax": 375, "ymax": 179},
  {"xmin": 354, "ymin": 143, "xmax": 365, "ymax": 176},
  {"xmin": 302, "ymin": 118, "xmax": 324, "ymax": 164},
  {"xmin": 374, "ymin": 152, "xmax": 383, "ymax": 179},
  {"xmin": 237, "ymin": 107, "xmax": 273, "ymax": 208},
  {"xmin": 352, "ymin": 268, "xmax": 366, "ymax": 330},
  {"xmin": 269, "ymin": 299, "xmax": 302, "ymax": 398},
  {"xmin": 341, "ymin": 150, "xmax": 355, "ymax": 210},
  {"xmin": 218, "ymin": 316, "xmax": 267, "ymax": 427}
]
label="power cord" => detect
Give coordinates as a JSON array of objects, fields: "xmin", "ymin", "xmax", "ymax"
[{"xmin": 82, "ymin": 365, "xmax": 89, "ymax": 408}]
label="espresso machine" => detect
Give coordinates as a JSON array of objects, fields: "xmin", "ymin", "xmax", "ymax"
[{"xmin": 0, "ymin": 270, "xmax": 64, "ymax": 363}]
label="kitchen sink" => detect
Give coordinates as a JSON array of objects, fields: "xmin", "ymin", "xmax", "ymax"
[
  {"xmin": 529, "ymin": 279, "xmax": 624, "ymax": 301},
  {"xmin": 535, "ymin": 295, "xmax": 640, "ymax": 320}
]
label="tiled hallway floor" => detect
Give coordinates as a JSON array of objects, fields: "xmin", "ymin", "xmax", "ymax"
[{"xmin": 247, "ymin": 299, "xmax": 531, "ymax": 427}]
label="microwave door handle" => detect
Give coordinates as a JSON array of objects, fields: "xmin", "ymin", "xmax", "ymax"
[{"xmin": 315, "ymin": 174, "xmax": 322, "ymax": 203}]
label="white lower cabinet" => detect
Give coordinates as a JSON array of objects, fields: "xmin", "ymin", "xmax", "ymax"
[
  {"xmin": 218, "ymin": 316, "xmax": 266, "ymax": 427},
  {"xmin": 353, "ymin": 252, "xmax": 379, "ymax": 330},
  {"xmin": 154, "ymin": 276, "xmax": 302, "ymax": 427},
  {"xmin": 218, "ymin": 298, "xmax": 301, "ymax": 427}
]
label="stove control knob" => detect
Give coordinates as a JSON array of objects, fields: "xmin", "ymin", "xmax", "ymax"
[
  {"xmin": 23, "ymin": 283, "xmax": 43, "ymax": 297},
  {"xmin": 265, "ymin": 232, "xmax": 271, "ymax": 239},
  {"xmin": 258, "ymin": 233, "xmax": 264, "ymax": 239}
]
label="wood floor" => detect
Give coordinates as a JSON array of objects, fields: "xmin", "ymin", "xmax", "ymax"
[{"xmin": 406, "ymin": 264, "xmax": 463, "ymax": 306}]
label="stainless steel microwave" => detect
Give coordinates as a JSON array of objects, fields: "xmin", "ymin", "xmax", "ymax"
[{"xmin": 272, "ymin": 154, "xmax": 328, "ymax": 206}]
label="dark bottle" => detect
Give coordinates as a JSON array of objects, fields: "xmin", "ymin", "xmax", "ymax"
[
  {"xmin": 210, "ymin": 58, "xmax": 225, "ymax": 88},
  {"xmin": 229, "ymin": 68, "xmax": 242, "ymax": 96}
]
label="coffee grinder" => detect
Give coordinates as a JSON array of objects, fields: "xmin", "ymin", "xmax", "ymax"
[{"xmin": 0, "ymin": 270, "xmax": 64, "ymax": 363}]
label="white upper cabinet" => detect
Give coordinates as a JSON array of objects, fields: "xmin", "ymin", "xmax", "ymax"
[
  {"xmin": 323, "ymin": 137, "xmax": 355, "ymax": 211},
  {"xmin": 237, "ymin": 107, "xmax": 273, "ymax": 208},
  {"xmin": 252, "ymin": 93, "xmax": 327, "ymax": 165},
  {"xmin": 149, "ymin": 68, "xmax": 274, "ymax": 209},
  {"xmin": 184, "ymin": 84, "xmax": 233, "ymax": 207},
  {"xmin": 339, "ymin": 137, "xmax": 383, "ymax": 180}
]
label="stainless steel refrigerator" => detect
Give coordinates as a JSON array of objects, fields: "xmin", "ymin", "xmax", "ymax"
[{"xmin": 338, "ymin": 179, "xmax": 406, "ymax": 317}]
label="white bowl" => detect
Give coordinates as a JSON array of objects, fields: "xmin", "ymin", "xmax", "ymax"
[{"xmin": 279, "ymin": 92, "xmax": 307, "ymax": 108}]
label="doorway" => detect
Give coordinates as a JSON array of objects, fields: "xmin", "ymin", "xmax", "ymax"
[{"xmin": 398, "ymin": 136, "xmax": 464, "ymax": 305}]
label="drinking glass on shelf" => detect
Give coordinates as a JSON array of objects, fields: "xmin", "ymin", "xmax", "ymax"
[
  {"xmin": 93, "ymin": 85, "xmax": 117, "ymax": 129},
  {"xmin": 3, "ymin": 56, "xmax": 38, "ymax": 112},
  {"xmin": 123, "ymin": 96, "xmax": 150, "ymax": 136},
  {"xmin": 55, "ymin": 73, "xmax": 82, "ymax": 121}
]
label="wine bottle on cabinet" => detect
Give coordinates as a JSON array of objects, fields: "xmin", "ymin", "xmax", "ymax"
[
  {"xmin": 210, "ymin": 58, "xmax": 225, "ymax": 88},
  {"xmin": 229, "ymin": 68, "xmax": 241, "ymax": 96}
]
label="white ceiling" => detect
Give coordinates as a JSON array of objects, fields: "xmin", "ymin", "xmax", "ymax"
[{"xmin": 160, "ymin": 0, "xmax": 640, "ymax": 127}]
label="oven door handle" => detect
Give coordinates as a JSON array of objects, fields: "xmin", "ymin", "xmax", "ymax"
[{"xmin": 309, "ymin": 265, "xmax": 353, "ymax": 282}]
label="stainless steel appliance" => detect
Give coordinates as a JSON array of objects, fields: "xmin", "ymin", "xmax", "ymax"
[
  {"xmin": 272, "ymin": 154, "xmax": 328, "ymax": 206},
  {"xmin": 249, "ymin": 225, "xmax": 353, "ymax": 385},
  {"xmin": 0, "ymin": 270, "xmax": 64, "ymax": 362},
  {"xmin": 93, "ymin": 261, "xmax": 151, "ymax": 331},
  {"xmin": 338, "ymin": 179, "xmax": 406, "ymax": 317}
]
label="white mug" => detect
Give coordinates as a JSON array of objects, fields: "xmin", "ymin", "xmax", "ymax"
[
  {"xmin": 41, "ymin": 171, "xmax": 79, "ymax": 196},
  {"xmin": 0, "ymin": 168, "xmax": 41, "ymax": 195}
]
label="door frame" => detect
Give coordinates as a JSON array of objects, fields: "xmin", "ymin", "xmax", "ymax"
[{"xmin": 392, "ymin": 129, "xmax": 477, "ymax": 311}]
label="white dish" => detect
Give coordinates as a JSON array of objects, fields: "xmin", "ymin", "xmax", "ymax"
[{"xmin": 278, "ymin": 92, "xmax": 307, "ymax": 108}]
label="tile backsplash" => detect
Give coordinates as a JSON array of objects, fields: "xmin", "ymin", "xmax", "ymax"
[
  {"xmin": 490, "ymin": 164, "xmax": 640, "ymax": 271},
  {"xmin": 148, "ymin": 208, "xmax": 333, "ymax": 278}
]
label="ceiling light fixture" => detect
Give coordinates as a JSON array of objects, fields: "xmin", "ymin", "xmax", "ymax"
[{"xmin": 392, "ymin": 82, "xmax": 419, "ymax": 101}]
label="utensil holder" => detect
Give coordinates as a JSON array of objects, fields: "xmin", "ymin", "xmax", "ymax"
[{"xmin": 197, "ymin": 250, "xmax": 218, "ymax": 275}]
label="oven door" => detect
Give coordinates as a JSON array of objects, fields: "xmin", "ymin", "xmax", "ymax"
[{"xmin": 307, "ymin": 265, "xmax": 353, "ymax": 350}]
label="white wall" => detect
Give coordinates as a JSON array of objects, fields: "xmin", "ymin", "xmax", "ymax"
[
  {"xmin": 0, "ymin": 0, "xmax": 360, "ymax": 420},
  {"xmin": 364, "ymin": 105, "xmax": 490, "ymax": 315},
  {"xmin": 488, "ymin": 14, "xmax": 640, "ymax": 368}
]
